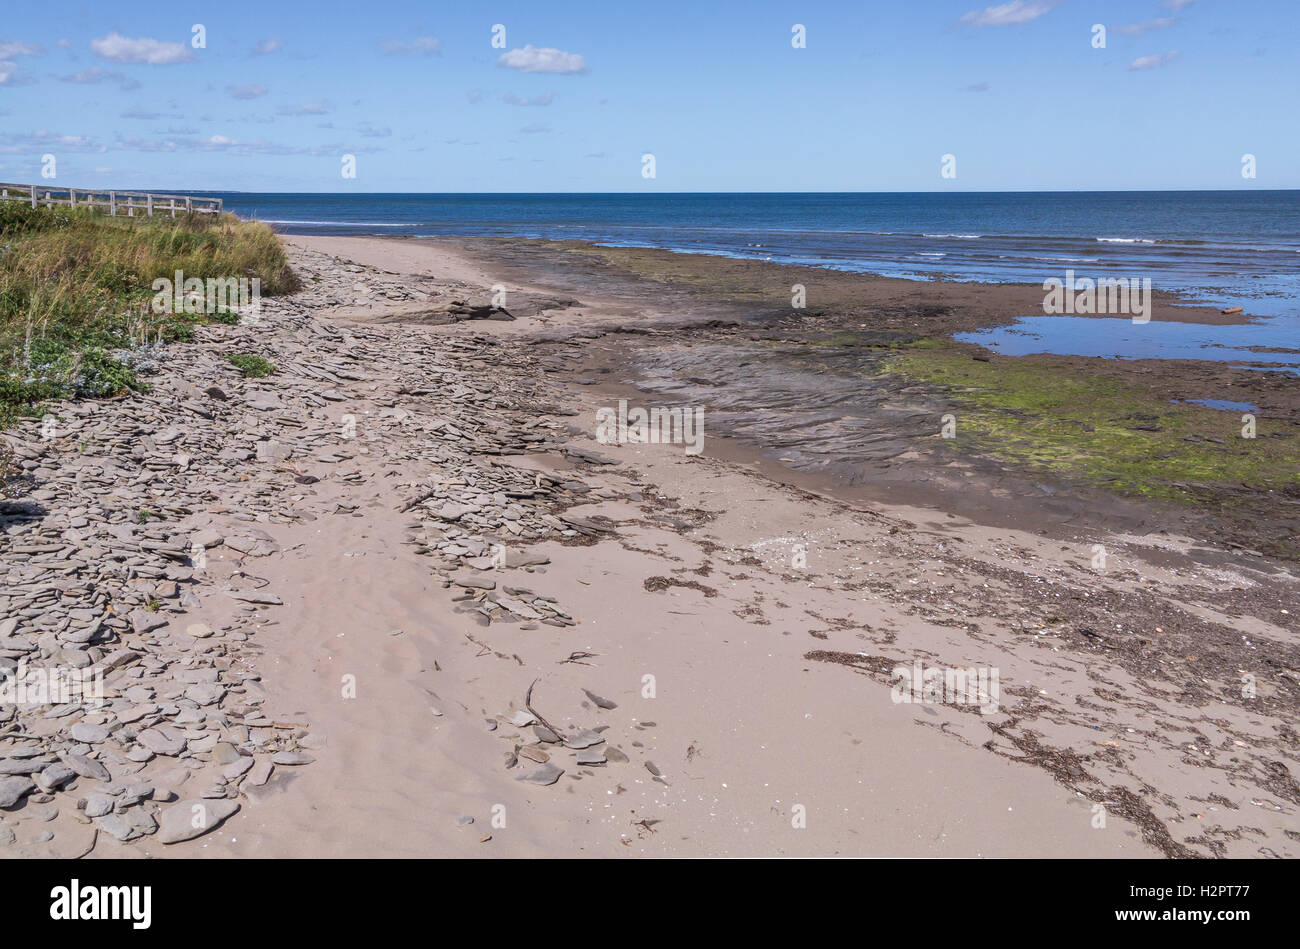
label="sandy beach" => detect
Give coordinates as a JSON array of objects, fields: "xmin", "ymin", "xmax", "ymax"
[{"xmin": 2, "ymin": 233, "xmax": 1294, "ymax": 859}]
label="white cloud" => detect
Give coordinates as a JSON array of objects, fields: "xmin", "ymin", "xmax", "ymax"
[
  {"xmin": 0, "ymin": 61, "xmax": 35, "ymax": 86},
  {"xmin": 959, "ymin": 2, "xmax": 1057, "ymax": 27},
  {"xmin": 504, "ymin": 90, "xmax": 555, "ymax": 106},
  {"xmin": 497, "ymin": 45, "xmax": 586, "ymax": 74},
  {"xmin": 252, "ymin": 38, "xmax": 281, "ymax": 55},
  {"xmin": 1163, "ymin": 0, "xmax": 1195, "ymax": 9},
  {"xmin": 0, "ymin": 130, "xmax": 104, "ymax": 153},
  {"xmin": 114, "ymin": 133, "xmax": 310, "ymax": 156},
  {"xmin": 1129, "ymin": 50, "xmax": 1181, "ymax": 70},
  {"xmin": 520, "ymin": 123, "xmax": 550, "ymax": 134},
  {"xmin": 279, "ymin": 101, "xmax": 331, "ymax": 115},
  {"xmin": 114, "ymin": 136, "xmax": 179, "ymax": 152},
  {"xmin": 227, "ymin": 84, "xmax": 268, "ymax": 99},
  {"xmin": 1115, "ymin": 17, "xmax": 1176, "ymax": 36},
  {"xmin": 59, "ymin": 67, "xmax": 125, "ymax": 84},
  {"xmin": 90, "ymin": 32, "xmax": 195, "ymax": 65},
  {"xmin": 0, "ymin": 41, "xmax": 43, "ymax": 58},
  {"xmin": 381, "ymin": 37, "xmax": 442, "ymax": 55}
]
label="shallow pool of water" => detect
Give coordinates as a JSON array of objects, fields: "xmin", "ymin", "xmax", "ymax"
[
  {"xmin": 1177, "ymin": 398, "xmax": 1260, "ymax": 413},
  {"xmin": 956, "ymin": 314, "xmax": 1300, "ymax": 374}
]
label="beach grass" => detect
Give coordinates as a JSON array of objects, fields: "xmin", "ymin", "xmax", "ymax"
[
  {"xmin": 0, "ymin": 203, "xmax": 296, "ymax": 427},
  {"xmin": 224, "ymin": 353, "xmax": 277, "ymax": 378}
]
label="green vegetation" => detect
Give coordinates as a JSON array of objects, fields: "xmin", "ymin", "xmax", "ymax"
[
  {"xmin": 885, "ymin": 341, "xmax": 1300, "ymax": 503},
  {"xmin": 224, "ymin": 353, "xmax": 277, "ymax": 378},
  {"xmin": 0, "ymin": 202, "xmax": 296, "ymax": 427}
]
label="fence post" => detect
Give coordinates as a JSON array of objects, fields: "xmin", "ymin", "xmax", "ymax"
[
  {"xmin": 31, "ymin": 185, "xmax": 37, "ymax": 208},
  {"xmin": 109, "ymin": 191, "xmax": 116, "ymax": 216},
  {"xmin": 147, "ymin": 194, "xmax": 153, "ymax": 216},
  {"xmin": 70, "ymin": 190, "xmax": 76, "ymax": 209},
  {"xmin": 185, "ymin": 197, "xmax": 193, "ymax": 213},
  {"xmin": 170, "ymin": 198, "xmax": 176, "ymax": 218}
]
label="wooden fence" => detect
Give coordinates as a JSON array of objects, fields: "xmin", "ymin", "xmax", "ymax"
[{"xmin": 0, "ymin": 182, "xmax": 222, "ymax": 217}]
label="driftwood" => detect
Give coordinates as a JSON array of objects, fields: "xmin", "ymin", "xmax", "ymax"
[
  {"xmin": 524, "ymin": 678, "xmax": 567, "ymax": 742},
  {"xmin": 399, "ymin": 488, "xmax": 437, "ymax": 513}
]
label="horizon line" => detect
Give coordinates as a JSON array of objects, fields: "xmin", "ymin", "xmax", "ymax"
[{"xmin": 191, "ymin": 187, "xmax": 1299, "ymax": 196}]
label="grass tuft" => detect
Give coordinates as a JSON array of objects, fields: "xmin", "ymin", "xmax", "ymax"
[{"xmin": 225, "ymin": 353, "xmax": 277, "ymax": 378}]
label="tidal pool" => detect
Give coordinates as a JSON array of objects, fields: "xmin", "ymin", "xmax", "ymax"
[{"xmin": 956, "ymin": 314, "xmax": 1300, "ymax": 374}]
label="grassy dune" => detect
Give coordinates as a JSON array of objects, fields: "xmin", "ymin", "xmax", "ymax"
[{"xmin": 0, "ymin": 203, "xmax": 296, "ymax": 425}]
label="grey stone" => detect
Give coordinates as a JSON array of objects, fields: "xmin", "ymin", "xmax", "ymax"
[
  {"xmin": 35, "ymin": 764, "xmax": 77, "ymax": 792},
  {"xmin": 0, "ymin": 776, "xmax": 35, "ymax": 808},
  {"xmin": 271, "ymin": 751, "xmax": 314, "ymax": 766},
  {"xmin": 246, "ymin": 759, "xmax": 273, "ymax": 786},
  {"xmin": 515, "ymin": 762, "xmax": 564, "ymax": 786},
  {"xmin": 61, "ymin": 753, "xmax": 110, "ymax": 782},
  {"xmin": 184, "ymin": 683, "xmax": 225, "ymax": 706},
  {"xmin": 224, "ymin": 590, "xmax": 283, "ymax": 605},
  {"xmin": 157, "ymin": 798, "xmax": 239, "ymax": 844},
  {"xmin": 564, "ymin": 729, "xmax": 605, "ymax": 750},
  {"xmin": 97, "ymin": 813, "xmax": 141, "ymax": 842},
  {"xmin": 83, "ymin": 792, "xmax": 115, "ymax": 818},
  {"xmin": 582, "ymin": 689, "xmax": 618, "ymax": 710},
  {"xmin": 69, "ymin": 722, "xmax": 110, "ymax": 744},
  {"xmin": 137, "ymin": 727, "xmax": 186, "ymax": 756}
]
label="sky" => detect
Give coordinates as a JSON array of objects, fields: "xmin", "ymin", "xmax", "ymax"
[{"xmin": 0, "ymin": 0, "xmax": 1296, "ymax": 192}]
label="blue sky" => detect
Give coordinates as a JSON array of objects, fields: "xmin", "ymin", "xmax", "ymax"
[{"xmin": 0, "ymin": 0, "xmax": 1296, "ymax": 192}]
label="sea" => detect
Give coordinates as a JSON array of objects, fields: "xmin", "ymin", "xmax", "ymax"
[{"xmin": 213, "ymin": 191, "xmax": 1300, "ymax": 372}]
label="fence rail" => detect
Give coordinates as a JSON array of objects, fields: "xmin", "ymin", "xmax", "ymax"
[{"xmin": 0, "ymin": 183, "xmax": 222, "ymax": 217}]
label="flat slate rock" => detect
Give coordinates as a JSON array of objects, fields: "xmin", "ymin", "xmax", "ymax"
[
  {"xmin": 582, "ymin": 689, "xmax": 618, "ymax": 710},
  {"xmin": 61, "ymin": 753, "xmax": 111, "ymax": 782},
  {"xmin": 271, "ymin": 751, "xmax": 315, "ymax": 766},
  {"xmin": 69, "ymin": 722, "xmax": 110, "ymax": 744},
  {"xmin": 564, "ymin": 729, "xmax": 605, "ymax": 750},
  {"xmin": 515, "ymin": 762, "xmax": 564, "ymax": 786},
  {"xmin": 246, "ymin": 759, "xmax": 274, "ymax": 787},
  {"xmin": 157, "ymin": 799, "xmax": 240, "ymax": 844},
  {"xmin": 224, "ymin": 589, "xmax": 284, "ymax": 605},
  {"xmin": 137, "ymin": 727, "xmax": 187, "ymax": 756},
  {"xmin": 0, "ymin": 776, "xmax": 35, "ymax": 808}
]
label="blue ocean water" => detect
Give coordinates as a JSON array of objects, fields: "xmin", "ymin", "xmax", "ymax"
[
  {"xmin": 215, "ymin": 191, "xmax": 1300, "ymax": 305},
  {"xmin": 213, "ymin": 191, "xmax": 1300, "ymax": 366}
]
